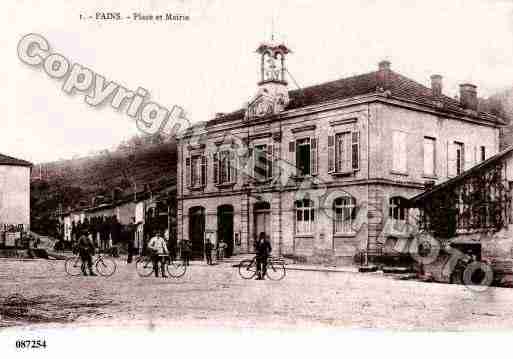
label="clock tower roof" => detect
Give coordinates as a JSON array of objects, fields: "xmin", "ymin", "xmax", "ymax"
[{"xmin": 255, "ymin": 42, "xmax": 291, "ymax": 55}]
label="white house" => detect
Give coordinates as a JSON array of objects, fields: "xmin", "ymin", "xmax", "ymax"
[{"xmin": 0, "ymin": 153, "xmax": 32, "ymax": 247}]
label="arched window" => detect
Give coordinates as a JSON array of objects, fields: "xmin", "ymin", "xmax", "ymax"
[
  {"xmin": 295, "ymin": 198, "xmax": 315, "ymax": 234},
  {"xmin": 333, "ymin": 196, "xmax": 356, "ymax": 234},
  {"xmin": 389, "ymin": 196, "xmax": 409, "ymax": 221}
]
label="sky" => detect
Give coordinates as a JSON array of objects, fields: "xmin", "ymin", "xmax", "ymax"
[{"xmin": 2, "ymin": 0, "xmax": 513, "ymax": 164}]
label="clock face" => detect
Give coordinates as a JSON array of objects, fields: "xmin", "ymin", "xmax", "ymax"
[{"xmin": 263, "ymin": 55, "xmax": 281, "ymax": 81}]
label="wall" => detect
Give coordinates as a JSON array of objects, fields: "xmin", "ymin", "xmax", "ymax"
[
  {"xmin": 116, "ymin": 201, "xmax": 136, "ymax": 225},
  {"xmin": 375, "ymin": 104, "xmax": 499, "ymax": 184},
  {"xmin": 0, "ymin": 165, "xmax": 30, "ymax": 229}
]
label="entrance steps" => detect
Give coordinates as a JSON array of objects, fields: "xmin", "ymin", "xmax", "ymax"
[{"xmin": 219, "ymin": 254, "xmax": 255, "ymax": 264}]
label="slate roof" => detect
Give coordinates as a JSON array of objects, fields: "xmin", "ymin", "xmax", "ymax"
[
  {"xmin": 0, "ymin": 153, "xmax": 32, "ymax": 167},
  {"xmin": 207, "ymin": 67, "xmax": 504, "ymax": 127}
]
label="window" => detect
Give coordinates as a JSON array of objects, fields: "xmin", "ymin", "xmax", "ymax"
[
  {"xmin": 334, "ymin": 196, "xmax": 356, "ymax": 234},
  {"xmin": 296, "ymin": 138, "xmax": 310, "ymax": 176},
  {"xmin": 214, "ymin": 150, "xmax": 236, "ymax": 185},
  {"xmin": 328, "ymin": 131, "xmax": 360, "ymax": 173},
  {"xmin": 253, "ymin": 144, "xmax": 273, "ymax": 181},
  {"xmin": 392, "ymin": 131, "xmax": 407, "ymax": 173},
  {"xmin": 455, "ymin": 142, "xmax": 464, "ymax": 175},
  {"xmin": 295, "ymin": 198, "xmax": 315, "ymax": 234},
  {"xmin": 480, "ymin": 146, "xmax": 486, "ymax": 162},
  {"xmin": 389, "ymin": 197, "xmax": 409, "ymax": 221},
  {"xmin": 291, "ymin": 137, "xmax": 317, "ymax": 176},
  {"xmin": 448, "ymin": 141, "xmax": 465, "ymax": 177},
  {"xmin": 423, "ymin": 137, "xmax": 436, "ymax": 176},
  {"xmin": 186, "ymin": 155, "xmax": 206, "ymax": 188}
]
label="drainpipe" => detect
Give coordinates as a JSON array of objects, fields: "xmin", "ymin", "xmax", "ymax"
[{"xmin": 365, "ymin": 103, "xmax": 371, "ymax": 266}]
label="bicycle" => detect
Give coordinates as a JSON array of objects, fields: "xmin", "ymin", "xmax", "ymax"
[
  {"xmin": 65, "ymin": 252, "xmax": 117, "ymax": 277},
  {"xmin": 238, "ymin": 255, "xmax": 286, "ymax": 281},
  {"xmin": 135, "ymin": 254, "xmax": 186, "ymax": 278}
]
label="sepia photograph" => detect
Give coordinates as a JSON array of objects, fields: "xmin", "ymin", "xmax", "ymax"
[{"xmin": 2, "ymin": 0, "xmax": 513, "ymax": 357}]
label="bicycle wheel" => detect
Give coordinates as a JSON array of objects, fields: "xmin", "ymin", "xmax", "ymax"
[
  {"xmin": 136, "ymin": 257, "xmax": 154, "ymax": 277},
  {"xmin": 266, "ymin": 260, "xmax": 286, "ymax": 281},
  {"xmin": 96, "ymin": 257, "xmax": 116, "ymax": 277},
  {"xmin": 167, "ymin": 260, "xmax": 186, "ymax": 278},
  {"xmin": 64, "ymin": 257, "xmax": 82, "ymax": 276},
  {"xmin": 238, "ymin": 259, "xmax": 257, "ymax": 279}
]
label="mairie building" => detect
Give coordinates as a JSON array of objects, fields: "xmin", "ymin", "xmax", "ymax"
[{"xmin": 176, "ymin": 40, "xmax": 504, "ymax": 263}]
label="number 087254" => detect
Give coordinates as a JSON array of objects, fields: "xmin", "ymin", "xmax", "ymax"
[{"xmin": 15, "ymin": 340, "xmax": 47, "ymax": 349}]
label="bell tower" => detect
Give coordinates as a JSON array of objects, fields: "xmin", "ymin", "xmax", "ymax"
[{"xmin": 246, "ymin": 41, "xmax": 291, "ymax": 119}]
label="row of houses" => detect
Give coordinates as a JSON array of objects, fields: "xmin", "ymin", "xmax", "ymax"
[{"xmin": 61, "ymin": 182, "xmax": 175, "ymax": 253}]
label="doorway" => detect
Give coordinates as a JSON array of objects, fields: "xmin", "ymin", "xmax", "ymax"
[
  {"xmin": 217, "ymin": 205, "xmax": 234, "ymax": 257},
  {"xmin": 253, "ymin": 202, "xmax": 271, "ymax": 251},
  {"xmin": 188, "ymin": 206, "xmax": 205, "ymax": 259}
]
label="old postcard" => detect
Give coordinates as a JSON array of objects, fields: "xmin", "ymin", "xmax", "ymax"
[{"xmin": 1, "ymin": 0, "xmax": 513, "ymax": 357}]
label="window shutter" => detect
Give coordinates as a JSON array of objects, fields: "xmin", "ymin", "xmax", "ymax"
[
  {"xmin": 311, "ymin": 138, "xmax": 318, "ymax": 175},
  {"xmin": 328, "ymin": 135, "xmax": 335, "ymax": 173},
  {"xmin": 447, "ymin": 142, "xmax": 456, "ymax": 178},
  {"xmin": 464, "ymin": 144, "xmax": 473, "ymax": 171},
  {"xmin": 252, "ymin": 146, "xmax": 257, "ymax": 179},
  {"xmin": 231, "ymin": 151, "xmax": 237, "ymax": 183},
  {"xmin": 352, "ymin": 131, "xmax": 360, "ymax": 170},
  {"xmin": 392, "ymin": 131, "xmax": 407, "ymax": 173},
  {"xmin": 268, "ymin": 143, "xmax": 273, "ymax": 179},
  {"xmin": 272, "ymin": 143, "xmax": 279, "ymax": 179},
  {"xmin": 201, "ymin": 155, "xmax": 207, "ymax": 186},
  {"xmin": 213, "ymin": 152, "xmax": 219, "ymax": 184},
  {"xmin": 185, "ymin": 157, "xmax": 191, "ymax": 188},
  {"xmin": 289, "ymin": 140, "xmax": 296, "ymax": 176}
]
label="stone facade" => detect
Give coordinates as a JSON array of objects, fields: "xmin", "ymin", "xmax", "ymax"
[{"xmin": 177, "ymin": 52, "xmax": 503, "ymax": 263}]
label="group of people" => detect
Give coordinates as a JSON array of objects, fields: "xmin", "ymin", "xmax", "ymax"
[
  {"xmin": 204, "ymin": 238, "xmax": 228, "ymax": 265},
  {"xmin": 74, "ymin": 225, "xmax": 273, "ymax": 281},
  {"xmin": 71, "ymin": 215, "xmax": 122, "ymax": 251}
]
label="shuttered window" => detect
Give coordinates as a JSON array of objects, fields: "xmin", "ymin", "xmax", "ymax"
[
  {"xmin": 392, "ymin": 130, "xmax": 407, "ymax": 173},
  {"xmin": 423, "ymin": 137, "xmax": 436, "ymax": 176},
  {"xmin": 296, "ymin": 138, "xmax": 311, "ymax": 176},
  {"xmin": 253, "ymin": 144, "xmax": 273, "ymax": 181},
  {"xmin": 330, "ymin": 131, "xmax": 360, "ymax": 173}
]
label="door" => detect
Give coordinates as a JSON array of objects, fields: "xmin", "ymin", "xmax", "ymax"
[
  {"xmin": 217, "ymin": 205, "xmax": 234, "ymax": 257},
  {"xmin": 253, "ymin": 202, "xmax": 271, "ymax": 252},
  {"xmin": 189, "ymin": 206, "xmax": 205, "ymax": 259}
]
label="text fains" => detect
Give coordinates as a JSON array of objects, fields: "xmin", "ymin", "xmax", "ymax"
[{"xmin": 96, "ymin": 12, "xmax": 121, "ymax": 20}]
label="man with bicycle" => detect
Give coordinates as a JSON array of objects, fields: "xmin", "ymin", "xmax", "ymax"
[
  {"xmin": 78, "ymin": 229, "xmax": 97, "ymax": 276},
  {"xmin": 148, "ymin": 230, "xmax": 168, "ymax": 278},
  {"xmin": 255, "ymin": 232, "xmax": 272, "ymax": 280}
]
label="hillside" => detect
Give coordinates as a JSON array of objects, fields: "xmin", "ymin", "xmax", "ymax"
[{"xmin": 30, "ymin": 134, "xmax": 177, "ymax": 237}]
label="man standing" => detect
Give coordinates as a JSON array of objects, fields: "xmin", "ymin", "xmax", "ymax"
[
  {"xmin": 148, "ymin": 230, "xmax": 168, "ymax": 278},
  {"xmin": 217, "ymin": 240, "xmax": 227, "ymax": 260},
  {"xmin": 255, "ymin": 232, "xmax": 272, "ymax": 280},
  {"xmin": 78, "ymin": 230, "xmax": 97, "ymax": 276},
  {"xmin": 127, "ymin": 217, "xmax": 137, "ymax": 264},
  {"xmin": 205, "ymin": 238, "xmax": 214, "ymax": 265},
  {"xmin": 180, "ymin": 239, "xmax": 192, "ymax": 267}
]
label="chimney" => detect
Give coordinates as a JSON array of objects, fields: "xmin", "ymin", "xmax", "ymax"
[
  {"xmin": 378, "ymin": 60, "xmax": 391, "ymax": 71},
  {"xmin": 430, "ymin": 74, "xmax": 442, "ymax": 97},
  {"xmin": 459, "ymin": 83, "xmax": 478, "ymax": 111},
  {"xmin": 377, "ymin": 60, "xmax": 391, "ymax": 90}
]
